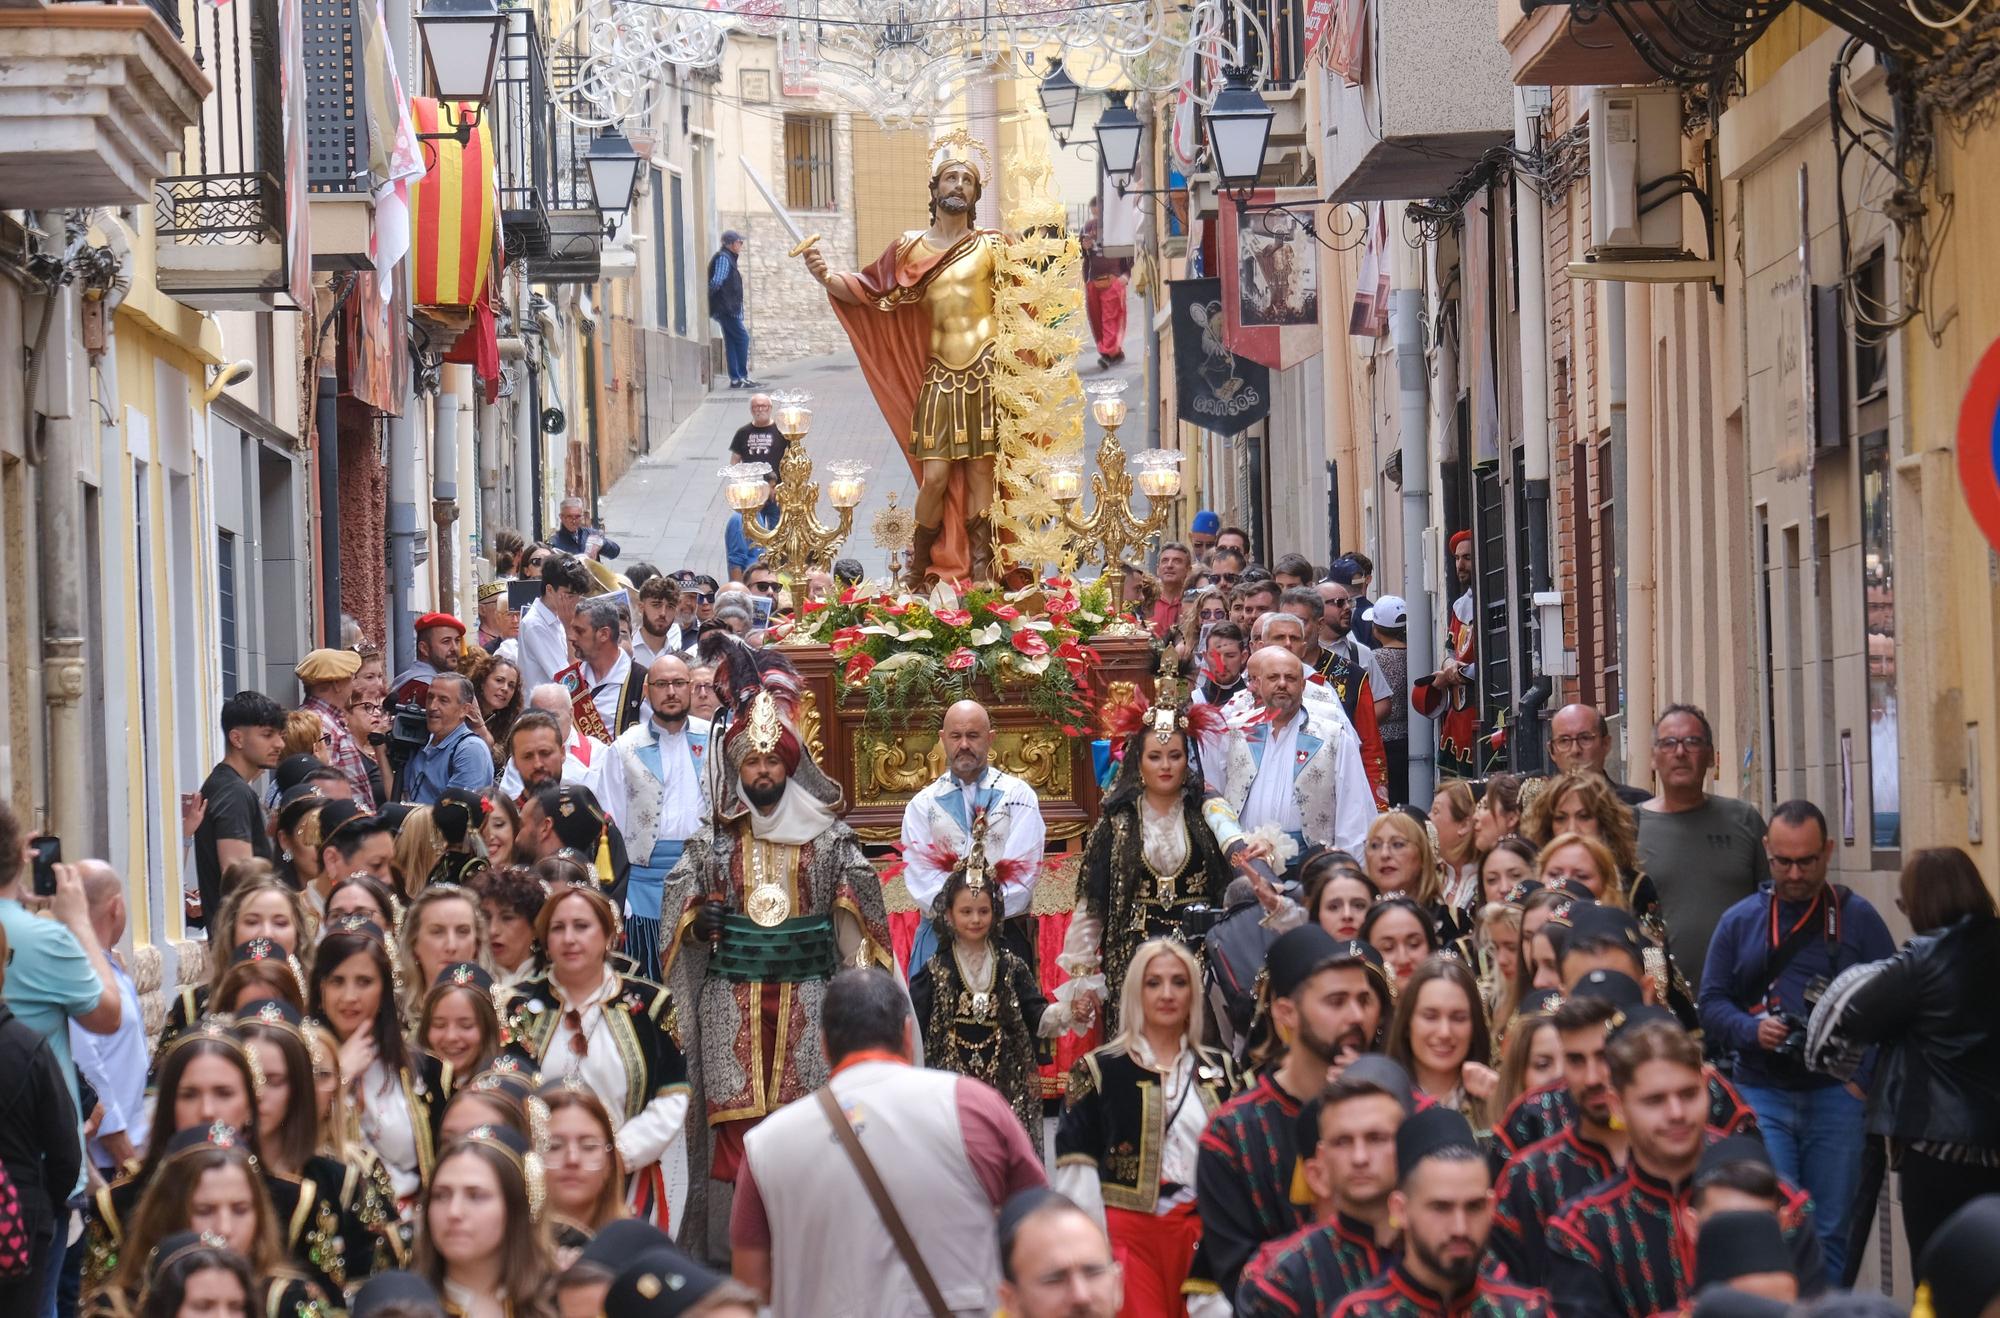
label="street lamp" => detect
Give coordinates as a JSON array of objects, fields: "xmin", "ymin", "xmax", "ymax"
[
  {"xmin": 414, "ymin": 0, "xmax": 507, "ymax": 143},
  {"xmin": 1094, "ymin": 89, "xmax": 1145, "ymax": 181},
  {"xmin": 587, "ymin": 127, "xmax": 644, "ymax": 236},
  {"xmin": 1203, "ymin": 66, "xmax": 1275, "ymax": 207},
  {"xmin": 1037, "ymin": 58, "xmax": 1082, "ymax": 140},
  {"xmin": 1042, "ymin": 379, "xmax": 1184, "ymax": 615}
]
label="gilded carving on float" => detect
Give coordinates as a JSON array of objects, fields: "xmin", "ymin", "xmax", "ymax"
[{"xmin": 855, "ymin": 728, "xmax": 1071, "ymax": 801}]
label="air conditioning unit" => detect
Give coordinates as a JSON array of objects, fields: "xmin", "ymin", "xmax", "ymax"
[{"xmin": 1586, "ymin": 87, "xmax": 1684, "ymax": 260}]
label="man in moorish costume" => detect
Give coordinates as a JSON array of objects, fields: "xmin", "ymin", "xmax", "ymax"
[
  {"xmin": 658, "ymin": 635, "xmax": 894, "ymax": 1260},
  {"xmin": 803, "ymin": 128, "xmax": 1005, "ymax": 585},
  {"xmin": 1418, "ymin": 529, "xmax": 1480, "ymax": 778}
]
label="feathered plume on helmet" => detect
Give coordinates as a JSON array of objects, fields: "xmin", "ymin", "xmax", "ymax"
[{"xmin": 696, "ymin": 629, "xmax": 844, "ymax": 815}]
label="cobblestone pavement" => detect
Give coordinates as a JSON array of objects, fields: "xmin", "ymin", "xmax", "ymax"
[{"xmin": 600, "ymin": 292, "xmax": 1153, "ymax": 583}]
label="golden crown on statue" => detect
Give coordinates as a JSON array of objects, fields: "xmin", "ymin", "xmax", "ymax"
[{"xmin": 928, "ymin": 126, "xmax": 992, "ymax": 184}]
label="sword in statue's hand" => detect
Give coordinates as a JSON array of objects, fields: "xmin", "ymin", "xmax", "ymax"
[{"xmin": 740, "ymin": 156, "xmax": 821, "ymax": 260}]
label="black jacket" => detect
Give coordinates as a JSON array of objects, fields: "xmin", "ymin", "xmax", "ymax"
[
  {"xmin": 708, "ymin": 248, "xmax": 744, "ymax": 318},
  {"xmin": 0, "ymin": 1004, "xmax": 80, "ymax": 1219},
  {"xmin": 551, "ymin": 524, "xmax": 621, "ymax": 560},
  {"xmin": 1831, "ymin": 913, "xmax": 2000, "ymax": 1148}
]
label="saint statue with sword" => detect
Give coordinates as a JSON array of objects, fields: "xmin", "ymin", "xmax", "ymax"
[{"xmin": 744, "ymin": 129, "xmax": 1005, "ymax": 586}]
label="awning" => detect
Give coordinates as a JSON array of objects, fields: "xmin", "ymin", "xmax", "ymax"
[{"xmin": 409, "ymin": 96, "xmax": 496, "ymax": 309}]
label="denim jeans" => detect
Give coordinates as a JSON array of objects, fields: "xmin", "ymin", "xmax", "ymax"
[
  {"xmin": 1736, "ymin": 1080, "xmax": 1866, "ymax": 1286},
  {"xmin": 716, "ymin": 311, "xmax": 750, "ymax": 381}
]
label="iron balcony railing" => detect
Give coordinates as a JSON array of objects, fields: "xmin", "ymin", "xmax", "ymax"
[
  {"xmin": 494, "ymin": 4, "xmax": 555, "ymax": 258},
  {"xmin": 153, "ymin": 0, "xmax": 284, "ymax": 247}
]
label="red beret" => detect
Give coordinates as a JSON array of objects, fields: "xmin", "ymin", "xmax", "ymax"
[
  {"xmin": 414, "ymin": 612, "xmax": 466, "ymax": 635},
  {"xmin": 1448, "ymin": 530, "xmax": 1472, "ymax": 554}
]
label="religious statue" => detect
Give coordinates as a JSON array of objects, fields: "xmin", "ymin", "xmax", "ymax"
[{"xmin": 803, "ymin": 128, "xmax": 1004, "ymax": 585}]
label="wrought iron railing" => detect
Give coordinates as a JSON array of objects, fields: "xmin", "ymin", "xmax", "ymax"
[
  {"xmin": 1242, "ymin": 0, "xmax": 1307, "ymax": 91},
  {"xmin": 548, "ymin": 47, "xmax": 603, "ymax": 211},
  {"xmin": 304, "ymin": 0, "xmax": 372, "ymax": 193},
  {"xmin": 153, "ymin": 0, "xmax": 284, "ymax": 244},
  {"xmin": 494, "ymin": 5, "xmax": 555, "ymax": 254}
]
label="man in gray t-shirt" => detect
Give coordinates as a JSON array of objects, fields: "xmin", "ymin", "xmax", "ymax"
[{"xmin": 1636, "ymin": 705, "xmax": 1771, "ymax": 989}]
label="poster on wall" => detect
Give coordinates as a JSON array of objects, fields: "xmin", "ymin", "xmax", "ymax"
[
  {"xmin": 1170, "ymin": 277, "xmax": 1270, "ymax": 437},
  {"xmin": 1219, "ymin": 189, "xmax": 1324, "ymax": 371}
]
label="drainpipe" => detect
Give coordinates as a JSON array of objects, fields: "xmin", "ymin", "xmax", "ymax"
[
  {"xmin": 1513, "ymin": 89, "xmax": 1554, "ymax": 773},
  {"xmin": 433, "ymin": 365, "xmax": 467, "ymax": 616},
  {"xmin": 33, "ymin": 216, "xmax": 87, "ymax": 843},
  {"xmin": 1622, "ymin": 282, "xmax": 1655, "ymax": 756},
  {"xmin": 514, "ymin": 352, "xmax": 536, "ymax": 534},
  {"xmin": 1392, "ymin": 208, "xmax": 1435, "ymax": 806},
  {"xmin": 386, "ymin": 405, "xmax": 419, "ymax": 676}
]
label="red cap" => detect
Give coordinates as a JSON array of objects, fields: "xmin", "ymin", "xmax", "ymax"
[
  {"xmin": 414, "ymin": 612, "xmax": 465, "ymax": 635},
  {"xmin": 1447, "ymin": 530, "xmax": 1473, "ymax": 554}
]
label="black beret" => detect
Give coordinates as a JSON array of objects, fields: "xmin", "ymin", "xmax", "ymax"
[
  {"xmin": 601, "ymin": 1247, "xmax": 728, "ymax": 1317},
  {"xmin": 1605, "ymin": 1004, "xmax": 1678, "ymax": 1043},
  {"xmin": 433, "ymin": 788, "xmax": 486, "ymax": 845},
  {"xmin": 317, "ymin": 799, "xmax": 387, "ymax": 848},
  {"xmin": 434, "ymin": 961, "xmax": 495, "ymax": 993},
  {"xmin": 546, "ymin": 783, "xmax": 610, "ymax": 852},
  {"xmin": 275, "ymin": 784, "xmax": 328, "ymax": 834},
  {"xmin": 230, "ymin": 937, "xmax": 285, "ymax": 965},
  {"xmin": 1696, "ymin": 1134, "xmax": 1774, "ymax": 1182},
  {"xmin": 1918, "ymin": 1194, "xmax": 2000, "ymax": 1318},
  {"xmin": 274, "ymin": 753, "xmax": 326, "ymax": 794},
  {"xmin": 1565, "ymin": 901, "xmax": 1649, "ymax": 953},
  {"xmin": 1693, "ymin": 1210, "xmax": 1792, "ymax": 1287},
  {"xmin": 1265, "ymin": 926, "xmax": 1344, "ymax": 999},
  {"xmin": 1569, "ymin": 967, "xmax": 1646, "ymax": 1010},
  {"xmin": 1394, "ymin": 1104, "xmax": 1480, "ymax": 1181},
  {"xmin": 577, "ymin": 1218, "xmax": 672, "ymax": 1270}
]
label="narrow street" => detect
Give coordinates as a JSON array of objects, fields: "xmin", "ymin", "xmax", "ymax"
[{"xmin": 601, "ymin": 298, "xmax": 1152, "ymax": 581}]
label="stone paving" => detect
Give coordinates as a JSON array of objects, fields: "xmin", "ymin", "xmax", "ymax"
[{"xmin": 600, "ymin": 294, "xmax": 1152, "ymax": 583}]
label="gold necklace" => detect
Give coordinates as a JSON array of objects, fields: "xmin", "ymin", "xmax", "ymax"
[
  {"xmin": 1140, "ymin": 803, "xmax": 1188, "ymax": 907},
  {"xmin": 745, "ymin": 836, "xmax": 791, "ymax": 927}
]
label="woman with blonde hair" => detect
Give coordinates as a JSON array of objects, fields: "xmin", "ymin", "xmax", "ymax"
[
  {"xmin": 1535, "ymin": 832, "xmax": 1627, "ymax": 910},
  {"xmin": 392, "ymin": 806, "xmax": 443, "ymax": 899},
  {"xmin": 1054, "ymin": 937, "xmax": 1239, "ymax": 1314},
  {"xmin": 280, "ymin": 709, "xmax": 333, "ymax": 763},
  {"xmin": 398, "ymin": 884, "xmax": 490, "ymax": 1008},
  {"xmin": 1476, "ymin": 902, "xmax": 1525, "ymax": 1022},
  {"xmin": 1491, "ymin": 988, "xmax": 1564, "ymax": 1116},
  {"xmin": 156, "ymin": 877, "xmax": 310, "ymax": 1054},
  {"xmin": 1363, "ymin": 810, "xmax": 1440, "ymax": 907}
]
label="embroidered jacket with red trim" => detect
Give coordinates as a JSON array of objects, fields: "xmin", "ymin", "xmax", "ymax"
[
  {"xmin": 1491, "ymin": 1123, "xmax": 1617, "ymax": 1286},
  {"xmin": 1328, "ymin": 1260, "xmax": 1553, "ymax": 1317},
  {"xmin": 1493, "ymin": 1068, "xmax": 1757, "ymax": 1159},
  {"xmin": 1195, "ymin": 1070, "xmax": 1313, "ymax": 1298},
  {"xmin": 1237, "ymin": 1211, "xmax": 1394, "ymax": 1317},
  {"xmin": 1544, "ymin": 1138, "xmax": 1824, "ymax": 1318}
]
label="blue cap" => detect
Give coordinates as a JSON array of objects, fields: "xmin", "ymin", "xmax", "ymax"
[{"xmin": 1191, "ymin": 509, "xmax": 1221, "ymax": 535}]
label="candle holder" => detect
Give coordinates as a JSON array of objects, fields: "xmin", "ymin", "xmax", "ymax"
[
  {"xmin": 718, "ymin": 397, "xmax": 868, "ymax": 575},
  {"xmin": 1040, "ymin": 380, "xmax": 1184, "ymax": 620}
]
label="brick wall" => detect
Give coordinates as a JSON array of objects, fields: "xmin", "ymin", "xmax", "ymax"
[{"xmin": 335, "ymin": 400, "xmax": 386, "ymax": 644}]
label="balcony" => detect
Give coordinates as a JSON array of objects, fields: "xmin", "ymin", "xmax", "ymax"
[
  {"xmin": 152, "ymin": 0, "xmax": 303, "ymax": 309},
  {"xmin": 1320, "ymin": 0, "xmax": 1514, "ymax": 202},
  {"xmin": 531, "ymin": 47, "xmax": 603, "ymax": 283},
  {"xmin": 494, "ymin": 5, "xmax": 554, "ymax": 262},
  {"xmin": 303, "ymin": 0, "xmax": 376, "ymax": 271},
  {"xmin": 1499, "ymin": 0, "xmax": 1674, "ymax": 86},
  {"xmin": 0, "ymin": 2, "xmax": 210, "ymax": 208}
]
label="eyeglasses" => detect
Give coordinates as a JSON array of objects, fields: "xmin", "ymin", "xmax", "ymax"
[
  {"xmin": 1212, "ymin": 572, "xmax": 1241, "ymax": 584},
  {"xmin": 546, "ymin": 1137, "xmax": 612, "ymax": 1168},
  {"xmin": 1551, "ymin": 733, "xmax": 1602, "ymax": 751},
  {"xmin": 693, "ymin": 682, "xmax": 715, "ymax": 694},
  {"xmin": 1654, "ymin": 736, "xmax": 1711, "ymax": 753},
  {"xmin": 1767, "ymin": 853, "xmax": 1822, "ymax": 872},
  {"xmin": 647, "ymin": 679, "xmax": 691, "ymax": 691}
]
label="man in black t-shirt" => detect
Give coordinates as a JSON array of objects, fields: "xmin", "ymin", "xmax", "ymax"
[
  {"xmin": 728, "ymin": 393, "xmax": 788, "ymax": 476},
  {"xmin": 192, "ymin": 690, "xmax": 286, "ymax": 926}
]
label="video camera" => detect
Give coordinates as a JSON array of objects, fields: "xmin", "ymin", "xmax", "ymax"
[{"xmin": 385, "ymin": 699, "xmax": 429, "ymax": 773}]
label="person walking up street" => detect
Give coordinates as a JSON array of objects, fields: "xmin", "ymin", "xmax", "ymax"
[
  {"xmin": 1081, "ymin": 196, "xmax": 1132, "ymax": 369},
  {"xmin": 709, "ymin": 231, "xmax": 762, "ymax": 389}
]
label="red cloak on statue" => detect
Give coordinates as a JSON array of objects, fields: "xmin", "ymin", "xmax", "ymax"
[{"xmin": 826, "ymin": 229, "xmax": 1001, "ymax": 584}]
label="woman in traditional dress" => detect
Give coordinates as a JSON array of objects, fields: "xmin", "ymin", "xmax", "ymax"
[
  {"xmin": 419, "ymin": 962, "xmax": 531, "ymax": 1094},
  {"xmin": 398, "ymin": 886, "xmax": 490, "ymax": 1012},
  {"xmin": 910, "ymin": 826, "xmax": 1062, "ymax": 1153},
  {"xmin": 325, "ymin": 875, "xmax": 401, "ymax": 932},
  {"xmin": 1385, "ymin": 957, "xmax": 1497, "ymax": 1135},
  {"xmin": 87, "ymin": 1129, "xmax": 329, "ymax": 1318},
  {"xmin": 475, "ymin": 864, "xmax": 547, "ymax": 988},
  {"xmin": 1064, "ymin": 680, "xmax": 1263, "ymax": 1036},
  {"xmin": 507, "ymin": 883, "xmax": 688, "ymax": 1232},
  {"xmin": 128, "ymin": 1233, "xmax": 256, "ymax": 1318},
  {"xmin": 157, "ymin": 879, "xmax": 310, "ymax": 1055},
  {"xmin": 1054, "ymin": 938, "xmax": 1239, "ymax": 1315},
  {"xmin": 429, "ymin": 790, "xmax": 493, "ymax": 889},
  {"xmin": 538, "ymin": 1080, "xmax": 630, "ymax": 1262},
  {"xmin": 307, "ymin": 918, "xmax": 444, "ymax": 1205},
  {"xmin": 479, "ymin": 791, "xmax": 524, "ymax": 867},
  {"xmin": 413, "ymin": 1127, "xmax": 557, "ymax": 1318}
]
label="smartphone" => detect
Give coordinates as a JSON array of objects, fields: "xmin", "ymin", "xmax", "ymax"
[
  {"xmin": 506, "ymin": 579, "xmax": 541, "ymax": 615},
  {"xmin": 29, "ymin": 835, "xmax": 60, "ymax": 898},
  {"xmin": 752, "ymin": 594, "xmax": 775, "ymax": 628}
]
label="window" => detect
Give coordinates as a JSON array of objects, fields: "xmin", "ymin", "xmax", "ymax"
[
  {"xmin": 783, "ymin": 114, "xmax": 837, "ymax": 211},
  {"xmin": 1860, "ymin": 429, "xmax": 1899, "ymax": 853},
  {"xmin": 670, "ymin": 172, "xmax": 687, "ymax": 337},
  {"xmin": 218, "ymin": 528, "xmax": 239, "ymax": 696},
  {"xmin": 651, "ymin": 165, "xmax": 670, "ymax": 331}
]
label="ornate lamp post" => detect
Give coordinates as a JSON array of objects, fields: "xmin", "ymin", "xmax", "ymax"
[
  {"xmin": 719, "ymin": 391, "xmax": 868, "ymax": 574},
  {"xmin": 1041, "ymin": 379, "xmax": 1184, "ymax": 621}
]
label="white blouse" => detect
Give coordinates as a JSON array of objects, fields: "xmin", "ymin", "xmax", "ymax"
[
  {"xmin": 357, "ymin": 1057, "xmax": 420, "ymax": 1199},
  {"xmin": 542, "ymin": 970, "xmax": 690, "ymax": 1172}
]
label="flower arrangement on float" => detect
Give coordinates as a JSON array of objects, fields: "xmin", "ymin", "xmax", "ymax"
[{"xmin": 769, "ymin": 576, "xmax": 1126, "ymax": 734}]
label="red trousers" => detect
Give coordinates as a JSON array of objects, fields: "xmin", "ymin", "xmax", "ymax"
[
  {"xmin": 1107, "ymin": 1201, "xmax": 1202, "ymax": 1317},
  {"xmin": 1087, "ymin": 275, "xmax": 1128, "ymax": 357}
]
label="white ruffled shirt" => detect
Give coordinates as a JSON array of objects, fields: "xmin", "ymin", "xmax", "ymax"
[{"xmin": 542, "ymin": 968, "xmax": 690, "ymax": 1173}]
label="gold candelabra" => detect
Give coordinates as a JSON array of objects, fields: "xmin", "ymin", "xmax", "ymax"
[
  {"xmin": 718, "ymin": 392, "xmax": 868, "ymax": 576},
  {"xmin": 1042, "ymin": 380, "xmax": 1184, "ymax": 626}
]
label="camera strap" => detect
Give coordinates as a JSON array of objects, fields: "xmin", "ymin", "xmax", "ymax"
[{"xmin": 1759, "ymin": 886, "xmax": 1846, "ymax": 1007}]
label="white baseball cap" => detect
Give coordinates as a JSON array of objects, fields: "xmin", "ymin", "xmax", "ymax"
[{"xmin": 1364, "ymin": 595, "xmax": 1408, "ymax": 627}]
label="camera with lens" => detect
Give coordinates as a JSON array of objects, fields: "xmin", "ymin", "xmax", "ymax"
[
  {"xmin": 1768, "ymin": 975, "xmax": 1831, "ymax": 1069},
  {"xmin": 386, "ymin": 699, "xmax": 430, "ymax": 772}
]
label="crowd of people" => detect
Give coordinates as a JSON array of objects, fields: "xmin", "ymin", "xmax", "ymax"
[{"xmin": 0, "ymin": 503, "xmax": 1992, "ymax": 1318}]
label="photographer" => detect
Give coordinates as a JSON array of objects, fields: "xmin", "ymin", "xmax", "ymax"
[
  {"xmin": 1808, "ymin": 847, "xmax": 2000, "ymax": 1266},
  {"xmin": 1698, "ymin": 799, "xmax": 1894, "ymax": 1286},
  {"xmin": 398, "ymin": 674, "xmax": 496, "ymax": 805}
]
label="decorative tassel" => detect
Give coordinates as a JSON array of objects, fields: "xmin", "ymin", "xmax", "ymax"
[{"xmin": 595, "ymin": 825, "xmax": 614, "ymax": 890}]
